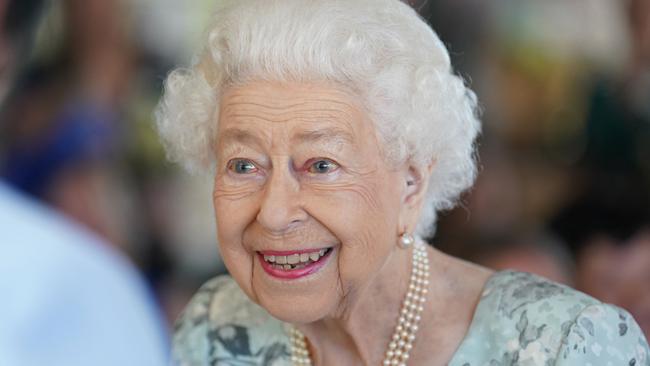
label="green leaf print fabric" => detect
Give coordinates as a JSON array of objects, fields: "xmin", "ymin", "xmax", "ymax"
[
  {"xmin": 448, "ymin": 271, "xmax": 649, "ymax": 366},
  {"xmin": 173, "ymin": 271, "xmax": 649, "ymax": 366}
]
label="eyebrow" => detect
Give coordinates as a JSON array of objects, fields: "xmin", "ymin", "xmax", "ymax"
[
  {"xmin": 291, "ymin": 127, "xmax": 356, "ymax": 147},
  {"xmin": 218, "ymin": 126, "xmax": 356, "ymax": 149},
  {"xmin": 217, "ymin": 127, "xmax": 266, "ymax": 148}
]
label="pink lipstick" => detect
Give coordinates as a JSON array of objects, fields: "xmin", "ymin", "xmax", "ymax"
[{"xmin": 258, "ymin": 248, "xmax": 332, "ymax": 280}]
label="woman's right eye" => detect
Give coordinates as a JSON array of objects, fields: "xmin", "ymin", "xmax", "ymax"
[{"xmin": 227, "ymin": 159, "xmax": 258, "ymax": 174}]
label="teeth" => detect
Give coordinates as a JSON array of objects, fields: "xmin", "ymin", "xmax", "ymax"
[
  {"xmin": 264, "ymin": 255, "xmax": 276, "ymax": 263},
  {"xmin": 287, "ymin": 254, "xmax": 300, "ymax": 265},
  {"xmin": 262, "ymin": 248, "xmax": 330, "ymax": 267}
]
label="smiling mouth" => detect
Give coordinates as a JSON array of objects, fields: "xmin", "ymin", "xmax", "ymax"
[{"xmin": 259, "ymin": 248, "xmax": 333, "ymax": 271}]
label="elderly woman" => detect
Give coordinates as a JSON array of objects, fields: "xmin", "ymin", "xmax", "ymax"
[{"xmin": 156, "ymin": 0, "xmax": 649, "ymax": 365}]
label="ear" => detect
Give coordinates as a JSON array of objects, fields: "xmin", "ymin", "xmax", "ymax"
[{"xmin": 397, "ymin": 160, "xmax": 435, "ymax": 235}]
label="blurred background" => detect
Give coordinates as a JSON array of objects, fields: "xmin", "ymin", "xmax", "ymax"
[{"xmin": 1, "ymin": 0, "xmax": 648, "ymax": 338}]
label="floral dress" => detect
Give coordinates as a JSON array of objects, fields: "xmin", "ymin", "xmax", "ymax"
[{"xmin": 173, "ymin": 270, "xmax": 649, "ymax": 365}]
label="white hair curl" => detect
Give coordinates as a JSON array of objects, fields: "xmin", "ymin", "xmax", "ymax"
[{"xmin": 155, "ymin": 0, "xmax": 481, "ymax": 237}]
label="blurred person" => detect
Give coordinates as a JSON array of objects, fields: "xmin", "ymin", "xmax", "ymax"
[
  {"xmin": 581, "ymin": 0, "xmax": 650, "ymax": 177},
  {"xmin": 0, "ymin": 63, "xmax": 124, "ymax": 244},
  {"xmin": 577, "ymin": 230, "xmax": 650, "ymax": 338},
  {"xmin": 157, "ymin": 0, "xmax": 648, "ymax": 364},
  {"xmin": 470, "ymin": 231, "xmax": 575, "ymax": 286},
  {"xmin": 551, "ymin": 179, "xmax": 650, "ymax": 338},
  {"xmin": 0, "ymin": 182, "xmax": 169, "ymax": 365},
  {"xmin": 481, "ymin": 243, "xmax": 571, "ymax": 284},
  {"xmin": 436, "ymin": 147, "xmax": 575, "ymax": 285},
  {"xmin": 0, "ymin": 0, "xmax": 169, "ymax": 364},
  {"xmin": 550, "ymin": 0, "xmax": 650, "ymax": 338},
  {"xmin": 0, "ymin": 0, "xmax": 140, "ymax": 251}
]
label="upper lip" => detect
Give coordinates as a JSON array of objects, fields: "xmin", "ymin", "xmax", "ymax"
[{"xmin": 257, "ymin": 247, "xmax": 332, "ymax": 256}]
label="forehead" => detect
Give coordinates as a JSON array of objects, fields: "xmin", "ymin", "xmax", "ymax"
[{"xmin": 217, "ymin": 81, "xmax": 372, "ymax": 143}]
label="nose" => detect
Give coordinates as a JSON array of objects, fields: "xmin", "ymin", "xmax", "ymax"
[{"xmin": 256, "ymin": 164, "xmax": 307, "ymax": 233}]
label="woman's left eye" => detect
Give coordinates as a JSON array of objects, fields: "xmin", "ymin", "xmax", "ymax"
[{"xmin": 307, "ymin": 159, "xmax": 339, "ymax": 174}]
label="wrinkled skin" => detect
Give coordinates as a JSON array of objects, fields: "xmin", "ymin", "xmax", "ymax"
[{"xmin": 213, "ymin": 81, "xmax": 416, "ymax": 321}]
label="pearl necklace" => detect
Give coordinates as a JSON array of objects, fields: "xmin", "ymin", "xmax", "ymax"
[{"xmin": 289, "ymin": 242, "xmax": 430, "ymax": 366}]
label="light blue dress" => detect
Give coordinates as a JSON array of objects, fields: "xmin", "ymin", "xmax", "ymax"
[{"xmin": 173, "ymin": 270, "xmax": 649, "ymax": 365}]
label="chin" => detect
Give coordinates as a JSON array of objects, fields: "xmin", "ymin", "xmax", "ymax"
[
  {"xmin": 257, "ymin": 293, "xmax": 333, "ymax": 324},
  {"xmin": 268, "ymin": 308, "xmax": 323, "ymax": 325}
]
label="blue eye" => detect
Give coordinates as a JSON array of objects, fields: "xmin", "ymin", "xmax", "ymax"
[
  {"xmin": 228, "ymin": 159, "xmax": 258, "ymax": 174},
  {"xmin": 308, "ymin": 159, "xmax": 338, "ymax": 174}
]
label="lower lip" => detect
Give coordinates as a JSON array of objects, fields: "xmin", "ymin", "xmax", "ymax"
[{"xmin": 258, "ymin": 249, "xmax": 332, "ymax": 280}]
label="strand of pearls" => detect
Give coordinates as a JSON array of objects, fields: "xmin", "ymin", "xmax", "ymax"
[
  {"xmin": 383, "ymin": 242, "xmax": 429, "ymax": 365},
  {"xmin": 288, "ymin": 242, "xmax": 429, "ymax": 366},
  {"xmin": 289, "ymin": 326, "xmax": 312, "ymax": 365}
]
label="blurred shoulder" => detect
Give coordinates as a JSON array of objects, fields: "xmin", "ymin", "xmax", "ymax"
[
  {"xmin": 450, "ymin": 270, "xmax": 649, "ymax": 365},
  {"xmin": 0, "ymin": 182, "xmax": 169, "ymax": 365},
  {"xmin": 173, "ymin": 275, "xmax": 291, "ymax": 366},
  {"xmin": 0, "ymin": 181, "xmax": 156, "ymax": 305}
]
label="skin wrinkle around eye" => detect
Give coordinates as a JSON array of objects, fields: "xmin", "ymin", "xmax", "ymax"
[
  {"xmin": 215, "ymin": 157, "xmax": 383, "ymax": 219},
  {"xmin": 259, "ymin": 132, "xmax": 383, "ymax": 202},
  {"xmin": 213, "ymin": 178, "xmax": 259, "ymax": 201},
  {"xmin": 217, "ymin": 125, "xmax": 364, "ymax": 192},
  {"xmin": 300, "ymin": 167, "xmax": 386, "ymax": 214},
  {"xmin": 216, "ymin": 85, "xmax": 392, "ymax": 219}
]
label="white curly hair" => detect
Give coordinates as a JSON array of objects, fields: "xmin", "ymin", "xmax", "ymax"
[{"xmin": 155, "ymin": 0, "xmax": 481, "ymax": 237}]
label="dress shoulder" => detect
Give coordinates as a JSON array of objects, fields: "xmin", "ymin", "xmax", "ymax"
[
  {"xmin": 172, "ymin": 275, "xmax": 291, "ymax": 366},
  {"xmin": 449, "ymin": 270, "xmax": 649, "ymax": 366}
]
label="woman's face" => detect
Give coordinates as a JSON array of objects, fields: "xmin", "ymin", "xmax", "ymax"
[{"xmin": 213, "ymin": 81, "xmax": 408, "ymax": 323}]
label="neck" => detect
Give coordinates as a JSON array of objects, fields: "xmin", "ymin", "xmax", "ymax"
[{"xmin": 296, "ymin": 242, "xmax": 416, "ymax": 366}]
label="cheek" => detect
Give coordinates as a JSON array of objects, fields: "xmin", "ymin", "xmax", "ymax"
[
  {"xmin": 213, "ymin": 179, "xmax": 261, "ymax": 298},
  {"xmin": 311, "ymin": 173, "xmax": 401, "ymax": 239},
  {"xmin": 213, "ymin": 175, "xmax": 261, "ymax": 241},
  {"xmin": 304, "ymin": 174, "xmax": 402, "ymax": 286}
]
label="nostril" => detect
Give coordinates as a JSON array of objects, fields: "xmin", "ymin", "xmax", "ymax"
[{"xmin": 256, "ymin": 204, "xmax": 307, "ymax": 232}]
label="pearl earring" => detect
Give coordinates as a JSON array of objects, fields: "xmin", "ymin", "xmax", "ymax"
[{"xmin": 399, "ymin": 232, "xmax": 414, "ymax": 248}]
